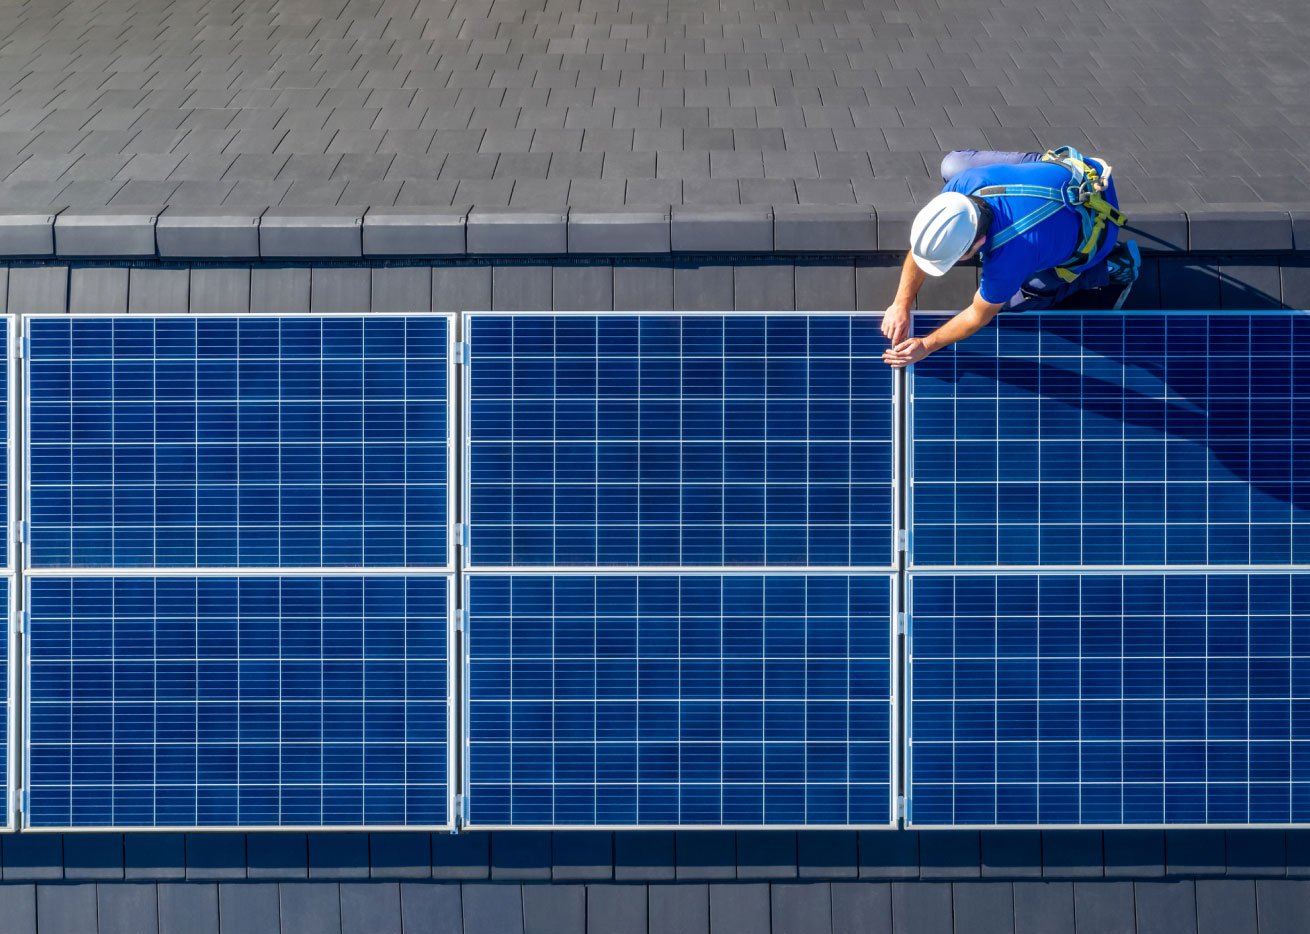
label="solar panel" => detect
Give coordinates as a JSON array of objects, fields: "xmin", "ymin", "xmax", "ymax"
[
  {"xmin": 465, "ymin": 314, "xmax": 893, "ymax": 568},
  {"xmin": 25, "ymin": 575, "xmax": 451, "ymax": 829},
  {"xmin": 910, "ymin": 313, "xmax": 1310, "ymax": 567},
  {"xmin": 464, "ymin": 573, "xmax": 894, "ymax": 827},
  {"xmin": 0, "ymin": 578, "xmax": 9, "ymax": 830},
  {"xmin": 0, "ymin": 316, "xmax": 9, "ymax": 572},
  {"xmin": 907, "ymin": 572, "xmax": 1310, "ymax": 826},
  {"xmin": 26, "ymin": 315, "xmax": 450, "ymax": 569},
  {"xmin": 0, "ymin": 317, "xmax": 11, "ymax": 829}
]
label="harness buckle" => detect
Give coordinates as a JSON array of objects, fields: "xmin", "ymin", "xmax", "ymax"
[{"xmin": 1064, "ymin": 182, "xmax": 1092, "ymax": 206}]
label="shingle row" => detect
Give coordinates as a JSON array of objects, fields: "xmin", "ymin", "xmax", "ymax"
[
  {"xmin": 0, "ymin": 203, "xmax": 1300, "ymax": 258},
  {"xmin": 4, "ymin": 879, "xmax": 1310, "ymax": 934}
]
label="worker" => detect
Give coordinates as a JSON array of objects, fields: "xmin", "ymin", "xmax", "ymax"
[{"xmin": 882, "ymin": 147, "xmax": 1141, "ymax": 369}]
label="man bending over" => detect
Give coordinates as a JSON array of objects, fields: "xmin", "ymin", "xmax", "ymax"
[{"xmin": 882, "ymin": 147, "xmax": 1141, "ymax": 369}]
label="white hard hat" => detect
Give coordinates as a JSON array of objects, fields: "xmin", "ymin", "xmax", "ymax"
[{"xmin": 910, "ymin": 192, "xmax": 982, "ymax": 277}]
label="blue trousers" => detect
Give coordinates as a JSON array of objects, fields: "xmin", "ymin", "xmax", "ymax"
[{"xmin": 940, "ymin": 149, "xmax": 1113, "ymax": 312}]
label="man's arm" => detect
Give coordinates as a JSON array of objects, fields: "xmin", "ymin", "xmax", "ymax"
[
  {"xmin": 880, "ymin": 251, "xmax": 928, "ymax": 343},
  {"xmin": 882, "ymin": 290, "xmax": 1003, "ymax": 369}
]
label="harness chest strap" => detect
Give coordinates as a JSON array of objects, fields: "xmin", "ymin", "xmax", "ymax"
[{"xmin": 974, "ymin": 147, "xmax": 1128, "ymax": 282}]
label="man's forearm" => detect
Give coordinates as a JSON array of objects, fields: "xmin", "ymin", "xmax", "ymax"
[
  {"xmin": 922, "ymin": 300, "xmax": 1000, "ymax": 353},
  {"xmin": 893, "ymin": 251, "xmax": 927, "ymax": 307}
]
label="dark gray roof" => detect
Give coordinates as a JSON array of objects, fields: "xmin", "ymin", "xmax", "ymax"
[
  {"xmin": 0, "ymin": 0, "xmax": 1307, "ymax": 221},
  {"xmin": 5, "ymin": 878, "xmax": 1310, "ymax": 934}
]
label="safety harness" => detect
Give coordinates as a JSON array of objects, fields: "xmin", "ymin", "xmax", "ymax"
[{"xmin": 974, "ymin": 146, "xmax": 1128, "ymax": 283}]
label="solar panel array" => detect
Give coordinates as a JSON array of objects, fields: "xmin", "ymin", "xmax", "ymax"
[
  {"xmin": 22, "ymin": 315, "xmax": 453, "ymax": 830},
  {"xmin": 462, "ymin": 313, "xmax": 897, "ymax": 827},
  {"xmin": 2, "ymin": 308, "xmax": 1307, "ymax": 832},
  {"xmin": 907, "ymin": 312, "xmax": 1310, "ymax": 827}
]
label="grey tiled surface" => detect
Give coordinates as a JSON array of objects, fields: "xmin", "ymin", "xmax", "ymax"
[{"xmin": 0, "ymin": 0, "xmax": 1305, "ymax": 221}]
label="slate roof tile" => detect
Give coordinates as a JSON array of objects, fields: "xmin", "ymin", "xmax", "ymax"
[
  {"xmin": 109, "ymin": 180, "xmax": 180, "ymax": 203},
  {"xmin": 682, "ymin": 178, "xmax": 741, "ymax": 204},
  {"xmin": 795, "ymin": 178, "xmax": 854, "ymax": 203},
  {"xmin": 709, "ymin": 883, "xmax": 770, "ymax": 934},
  {"xmin": 224, "ymin": 179, "xmax": 293, "ymax": 204},
  {"xmin": 494, "ymin": 152, "xmax": 551, "ymax": 179},
  {"xmin": 54, "ymin": 179, "xmax": 127, "ymax": 205},
  {"xmin": 740, "ymin": 178, "xmax": 797, "ymax": 204},
  {"xmin": 625, "ymin": 178, "xmax": 682, "ymax": 204},
  {"xmin": 5, "ymin": 153, "xmax": 80, "ymax": 180},
  {"xmin": 567, "ymin": 177, "xmax": 630, "ymax": 207}
]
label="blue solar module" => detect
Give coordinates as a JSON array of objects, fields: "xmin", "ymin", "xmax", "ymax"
[
  {"xmin": 0, "ymin": 579, "xmax": 8, "ymax": 829},
  {"xmin": 465, "ymin": 314, "xmax": 893, "ymax": 568},
  {"xmin": 908, "ymin": 572, "xmax": 1310, "ymax": 826},
  {"xmin": 910, "ymin": 313, "xmax": 1310, "ymax": 566},
  {"xmin": 465, "ymin": 573, "xmax": 893, "ymax": 827},
  {"xmin": 25, "ymin": 575, "xmax": 450, "ymax": 829},
  {"xmin": 26, "ymin": 316, "xmax": 449, "ymax": 568},
  {"xmin": 0, "ymin": 316, "xmax": 10, "ymax": 570}
]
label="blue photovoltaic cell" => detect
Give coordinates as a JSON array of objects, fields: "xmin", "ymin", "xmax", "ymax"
[
  {"xmin": 26, "ymin": 576, "xmax": 449, "ymax": 829},
  {"xmin": 911, "ymin": 313, "xmax": 1310, "ymax": 566},
  {"xmin": 908, "ymin": 573, "xmax": 1310, "ymax": 826},
  {"xmin": 467, "ymin": 315, "xmax": 893, "ymax": 567},
  {"xmin": 466, "ymin": 574, "xmax": 892, "ymax": 827},
  {"xmin": 27, "ymin": 316, "xmax": 448, "ymax": 568}
]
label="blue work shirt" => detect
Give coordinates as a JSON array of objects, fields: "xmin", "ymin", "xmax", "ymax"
[{"xmin": 942, "ymin": 160, "xmax": 1120, "ymax": 305}]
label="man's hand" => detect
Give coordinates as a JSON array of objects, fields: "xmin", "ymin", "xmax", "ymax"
[
  {"xmin": 881, "ymin": 301, "xmax": 911, "ymax": 344},
  {"xmin": 882, "ymin": 338, "xmax": 931, "ymax": 369},
  {"xmin": 882, "ymin": 293, "xmax": 1002, "ymax": 368}
]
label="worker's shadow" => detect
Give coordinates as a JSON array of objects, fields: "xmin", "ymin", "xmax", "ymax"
[{"xmin": 924, "ymin": 311, "xmax": 1310, "ymax": 521}]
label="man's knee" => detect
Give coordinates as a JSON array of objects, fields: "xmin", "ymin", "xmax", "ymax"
[
  {"xmin": 940, "ymin": 149, "xmax": 1045, "ymax": 181},
  {"xmin": 939, "ymin": 150, "xmax": 974, "ymax": 181},
  {"xmin": 1004, "ymin": 270, "xmax": 1068, "ymax": 313}
]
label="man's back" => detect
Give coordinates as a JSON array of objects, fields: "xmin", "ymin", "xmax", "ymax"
[{"xmin": 943, "ymin": 159, "xmax": 1121, "ymax": 305}]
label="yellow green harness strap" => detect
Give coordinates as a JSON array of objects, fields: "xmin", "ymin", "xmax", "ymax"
[{"xmin": 974, "ymin": 146, "xmax": 1128, "ymax": 283}]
